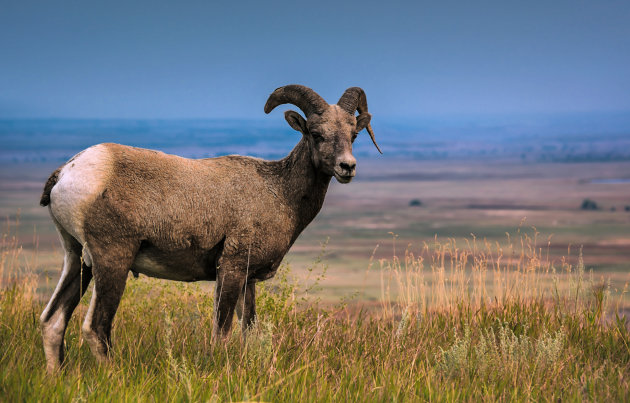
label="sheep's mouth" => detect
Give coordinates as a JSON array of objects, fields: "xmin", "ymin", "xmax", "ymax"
[{"xmin": 334, "ymin": 173, "xmax": 354, "ymax": 183}]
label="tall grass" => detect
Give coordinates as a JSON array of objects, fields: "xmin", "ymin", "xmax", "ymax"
[
  {"xmin": 1, "ymin": 221, "xmax": 629, "ymax": 401},
  {"xmin": 378, "ymin": 228, "xmax": 628, "ymax": 318}
]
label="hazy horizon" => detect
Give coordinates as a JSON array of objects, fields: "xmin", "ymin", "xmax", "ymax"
[{"xmin": 2, "ymin": 115, "xmax": 629, "ymax": 164}]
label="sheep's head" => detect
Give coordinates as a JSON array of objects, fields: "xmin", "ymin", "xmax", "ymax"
[{"xmin": 264, "ymin": 85, "xmax": 381, "ymax": 183}]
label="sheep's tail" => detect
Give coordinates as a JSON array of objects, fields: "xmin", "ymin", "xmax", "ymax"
[{"xmin": 40, "ymin": 167, "xmax": 62, "ymax": 206}]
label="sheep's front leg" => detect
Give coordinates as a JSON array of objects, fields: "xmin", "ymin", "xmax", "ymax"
[
  {"xmin": 213, "ymin": 267, "xmax": 245, "ymax": 340},
  {"xmin": 235, "ymin": 281, "xmax": 256, "ymax": 333}
]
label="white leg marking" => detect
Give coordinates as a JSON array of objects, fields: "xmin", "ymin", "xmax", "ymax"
[
  {"xmin": 41, "ymin": 249, "xmax": 80, "ymax": 371},
  {"xmin": 41, "ymin": 309, "xmax": 66, "ymax": 370},
  {"xmin": 82, "ymin": 285, "xmax": 106, "ymax": 361}
]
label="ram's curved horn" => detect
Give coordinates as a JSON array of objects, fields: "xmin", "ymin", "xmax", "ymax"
[
  {"xmin": 264, "ymin": 84, "xmax": 328, "ymax": 117},
  {"xmin": 338, "ymin": 87, "xmax": 382, "ymax": 154}
]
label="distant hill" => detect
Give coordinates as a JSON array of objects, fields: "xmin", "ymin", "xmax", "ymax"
[{"xmin": 1, "ymin": 113, "xmax": 629, "ymax": 163}]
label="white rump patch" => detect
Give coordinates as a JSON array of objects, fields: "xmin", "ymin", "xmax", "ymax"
[{"xmin": 49, "ymin": 144, "xmax": 112, "ymax": 245}]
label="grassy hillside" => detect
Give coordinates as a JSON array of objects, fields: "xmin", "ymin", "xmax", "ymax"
[{"xmin": 1, "ymin": 229, "xmax": 629, "ymax": 401}]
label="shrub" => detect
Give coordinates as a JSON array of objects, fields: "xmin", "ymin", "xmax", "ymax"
[
  {"xmin": 581, "ymin": 198, "xmax": 598, "ymax": 210},
  {"xmin": 409, "ymin": 199, "xmax": 422, "ymax": 207},
  {"xmin": 436, "ymin": 322, "xmax": 566, "ymax": 381}
]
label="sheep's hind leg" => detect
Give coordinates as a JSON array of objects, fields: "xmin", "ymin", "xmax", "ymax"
[
  {"xmin": 40, "ymin": 230, "xmax": 93, "ymax": 373},
  {"xmin": 81, "ymin": 243, "xmax": 136, "ymax": 363},
  {"xmin": 235, "ymin": 281, "xmax": 256, "ymax": 334}
]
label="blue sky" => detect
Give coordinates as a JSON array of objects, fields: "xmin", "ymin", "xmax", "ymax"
[{"xmin": 1, "ymin": 0, "xmax": 629, "ymax": 119}]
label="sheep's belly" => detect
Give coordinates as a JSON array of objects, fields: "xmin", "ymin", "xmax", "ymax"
[{"xmin": 131, "ymin": 250, "xmax": 211, "ymax": 282}]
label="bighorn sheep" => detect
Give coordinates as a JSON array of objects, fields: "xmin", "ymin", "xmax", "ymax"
[{"xmin": 39, "ymin": 84, "xmax": 381, "ymax": 372}]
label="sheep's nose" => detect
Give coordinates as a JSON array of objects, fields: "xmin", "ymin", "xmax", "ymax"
[{"xmin": 339, "ymin": 161, "xmax": 356, "ymax": 172}]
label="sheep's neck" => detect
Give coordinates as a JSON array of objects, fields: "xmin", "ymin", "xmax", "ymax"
[{"xmin": 279, "ymin": 137, "xmax": 332, "ymax": 234}]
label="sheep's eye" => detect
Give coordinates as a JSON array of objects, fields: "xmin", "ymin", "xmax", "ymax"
[{"xmin": 311, "ymin": 132, "xmax": 324, "ymax": 142}]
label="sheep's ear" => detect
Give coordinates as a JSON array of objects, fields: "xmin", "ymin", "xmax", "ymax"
[
  {"xmin": 355, "ymin": 112, "xmax": 372, "ymax": 133},
  {"xmin": 284, "ymin": 110, "xmax": 307, "ymax": 134}
]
